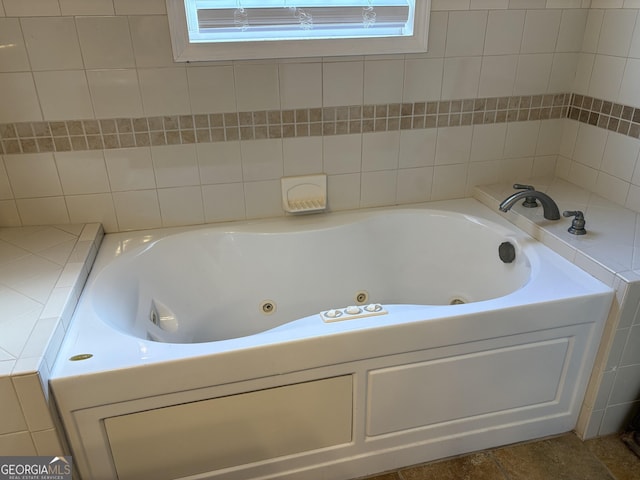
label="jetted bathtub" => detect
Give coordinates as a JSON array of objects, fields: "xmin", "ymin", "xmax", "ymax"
[{"xmin": 50, "ymin": 198, "xmax": 613, "ymax": 480}]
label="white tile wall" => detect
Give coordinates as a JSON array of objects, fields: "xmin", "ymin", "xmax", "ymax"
[{"xmin": 1, "ymin": 0, "xmax": 640, "ymax": 450}]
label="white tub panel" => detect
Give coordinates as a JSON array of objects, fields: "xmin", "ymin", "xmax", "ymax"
[
  {"xmin": 104, "ymin": 376, "xmax": 353, "ymax": 480},
  {"xmin": 366, "ymin": 338, "xmax": 569, "ymax": 436}
]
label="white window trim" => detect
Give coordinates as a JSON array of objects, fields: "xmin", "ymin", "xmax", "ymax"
[{"xmin": 165, "ymin": 0, "xmax": 431, "ymax": 62}]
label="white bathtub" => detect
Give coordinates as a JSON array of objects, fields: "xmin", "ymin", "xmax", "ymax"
[{"xmin": 50, "ymin": 198, "xmax": 613, "ymax": 480}]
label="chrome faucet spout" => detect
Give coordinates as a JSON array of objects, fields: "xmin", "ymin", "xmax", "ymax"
[{"xmin": 498, "ymin": 190, "xmax": 561, "ymax": 220}]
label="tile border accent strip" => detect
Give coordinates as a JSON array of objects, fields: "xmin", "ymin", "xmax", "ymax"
[
  {"xmin": 0, "ymin": 93, "xmax": 571, "ymax": 156},
  {"xmin": 568, "ymin": 94, "xmax": 640, "ymax": 139}
]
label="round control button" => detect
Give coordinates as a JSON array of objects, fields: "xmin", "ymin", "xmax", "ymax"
[
  {"xmin": 365, "ymin": 303, "xmax": 382, "ymax": 312},
  {"xmin": 325, "ymin": 309, "xmax": 341, "ymax": 318},
  {"xmin": 345, "ymin": 306, "xmax": 361, "ymax": 315}
]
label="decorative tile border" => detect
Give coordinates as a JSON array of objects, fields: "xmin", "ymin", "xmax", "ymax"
[
  {"xmin": 0, "ymin": 93, "xmax": 572, "ymax": 156},
  {"xmin": 568, "ymin": 94, "xmax": 640, "ymax": 139}
]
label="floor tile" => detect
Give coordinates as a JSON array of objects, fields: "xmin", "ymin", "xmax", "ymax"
[
  {"xmin": 491, "ymin": 433, "xmax": 617, "ymax": 480},
  {"xmin": 585, "ymin": 434, "xmax": 640, "ymax": 480},
  {"xmin": 400, "ymin": 452, "xmax": 508, "ymax": 480}
]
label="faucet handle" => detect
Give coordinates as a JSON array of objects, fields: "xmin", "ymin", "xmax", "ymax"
[
  {"xmin": 512, "ymin": 184, "xmax": 538, "ymax": 208},
  {"xmin": 563, "ymin": 210, "xmax": 587, "ymax": 235}
]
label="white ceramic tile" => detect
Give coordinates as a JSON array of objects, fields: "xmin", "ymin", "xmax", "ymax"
[
  {"xmin": 446, "ymin": 10, "xmax": 488, "ymax": 57},
  {"xmin": 0, "ymin": 286, "xmax": 41, "ymax": 340},
  {"xmin": 59, "ymin": 0, "xmax": 113, "ymax": 14},
  {"xmin": 618, "ymin": 58, "xmax": 640, "ymax": 107},
  {"xmin": 243, "ymin": 180, "xmax": 283, "ymax": 219},
  {"xmin": 471, "ymin": 123, "xmax": 507, "ymax": 162},
  {"xmin": 513, "ymin": 53, "xmax": 553, "ymax": 95},
  {"xmin": 441, "ymin": 57, "xmax": 482, "ymax": 100},
  {"xmin": 0, "ymin": 19, "xmax": 30, "ymax": 73},
  {"xmin": 197, "ymin": 142, "xmax": 243, "ymax": 185},
  {"xmin": 588, "ymin": 54, "xmax": 626, "ymax": 100},
  {"xmin": 19, "ymin": 316, "xmax": 59, "ymax": 360},
  {"xmin": 279, "ymin": 62, "xmax": 322, "ymax": 109},
  {"xmin": 600, "ymin": 403, "xmax": 637, "ymax": 436},
  {"xmin": 186, "ymin": 66, "xmax": 236, "ymax": 115},
  {"xmin": 151, "ymin": 144, "xmax": 199, "ymax": 188},
  {"xmin": 323, "ymin": 61, "xmax": 364, "ymax": 108},
  {"xmin": 323, "ymin": 134, "xmax": 362, "ymax": 175},
  {"xmin": 431, "ymin": 164, "xmax": 468, "ymax": 200},
  {"xmin": 396, "ymin": 167, "xmax": 433, "ymax": 204},
  {"xmin": 32, "ymin": 428, "xmax": 64, "ymax": 456},
  {"xmin": 0, "ymin": 73, "xmax": 42, "ymax": 123},
  {"xmin": 240, "ymin": 139, "xmax": 284, "ymax": 182},
  {"xmin": 234, "ymin": 63, "xmax": 280, "ymax": 112},
  {"xmin": 76, "ymin": 16, "xmax": 135, "ymax": 69},
  {"xmin": 15, "ymin": 198, "xmax": 70, "ymax": 226},
  {"xmin": 548, "ymin": 52, "xmax": 580, "ymax": 92},
  {"xmin": 104, "ymin": 147, "xmax": 156, "ymax": 191},
  {"xmin": 435, "ymin": 126, "xmax": 473, "ymax": 165},
  {"xmin": 55, "ymin": 151, "xmax": 110, "ymax": 195},
  {"xmin": 112, "ymin": 190, "xmax": 161, "ymax": 231},
  {"xmin": 202, "ymin": 183, "xmax": 245, "ymax": 223},
  {"xmin": 597, "ymin": 9, "xmax": 637, "ymax": 56},
  {"xmin": 360, "ymin": 170, "xmax": 397, "ymax": 208},
  {"xmin": 0, "ymin": 376, "xmax": 26, "ymax": 435},
  {"xmin": 556, "ymin": 9, "xmax": 589, "ymax": 52},
  {"xmin": 4, "ymin": 153, "xmax": 63, "ymax": 199},
  {"xmin": 21, "ymin": 17, "xmax": 83, "ymax": 71},
  {"xmin": 601, "ymin": 133, "xmax": 640, "ymax": 181},
  {"xmin": 568, "ymin": 161, "xmax": 598, "ymax": 191},
  {"xmin": 521, "ymin": 10, "xmax": 562, "ymax": 54},
  {"xmin": 12, "ymin": 373, "xmax": 53, "ymax": 431},
  {"xmin": 500, "ymin": 156, "xmax": 535, "ymax": 182},
  {"xmin": 609, "ymin": 364, "xmax": 640, "ymax": 404},
  {"xmin": 362, "ymin": 131, "xmax": 400, "ymax": 172},
  {"xmin": 582, "ymin": 10, "xmax": 604, "ymax": 53},
  {"xmin": 630, "ymin": 15, "xmax": 640, "ymax": 58},
  {"xmin": 402, "ymin": 58, "xmax": 443, "ymax": 102},
  {"xmin": 139, "ymin": 67, "xmax": 191, "ymax": 116},
  {"xmin": 399, "ymin": 129, "xmax": 437, "ymax": 169},
  {"xmin": 572, "ymin": 53, "xmax": 595, "ymax": 95},
  {"xmin": 363, "ymin": 59, "xmax": 405, "ymax": 104},
  {"xmin": 33, "ymin": 70, "xmax": 94, "ymax": 121},
  {"xmin": 424, "ymin": 11, "xmax": 447, "ymax": 58},
  {"xmin": 114, "ymin": 0, "xmax": 166, "ymax": 14},
  {"xmin": 129, "ymin": 15, "xmax": 174, "ymax": 68},
  {"xmin": 327, "ymin": 173, "xmax": 361, "ymax": 211},
  {"xmin": 467, "ymin": 160, "xmax": 503, "ymax": 192},
  {"xmin": 0, "ymin": 201, "xmax": 21, "ymax": 227},
  {"xmin": 478, "ymin": 55, "xmax": 518, "ymax": 98},
  {"xmin": 574, "ymin": 123, "xmax": 608, "ymax": 170},
  {"xmin": 3, "ymin": 0, "xmax": 60, "ymax": 16},
  {"xmin": 594, "ymin": 172, "xmax": 630, "ymax": 206},
  {"xmin": 158, "ymin": 186, "xmax": 204, "ymax": 227},
  {"xmin": 484, "ymin": 10, "xmax": 526, "ymax": 55},
  {"xmin": 0, "ymin": 431, "xmax": 36, "ymax": 455},
  {"xmin": 0, "ymin": 159, "xmax": 13, "ymax": 201},
  {"xmin": 87, "ymin": 69, "xmax": 144, "ymax": 119},
  {"xmin": 503, "ymin": 121, "xmax": 540, "ymax": 159},
  {"xmin": 536, "ymin": 119, "xmax": 565, "ymax": 156},
  {"xmin": 282, "ymin": 137, "xmax": 323, "ymax": 176}
]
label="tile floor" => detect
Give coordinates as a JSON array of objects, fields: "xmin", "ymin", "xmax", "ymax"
[{"xmin": 360, "ymin": 432, "xmax": 640, "ymax": 480}]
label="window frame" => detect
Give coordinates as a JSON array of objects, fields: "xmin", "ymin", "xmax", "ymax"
[{"xmin": 165, "ymin": 0, "xmax": 431, "ymax": 62}]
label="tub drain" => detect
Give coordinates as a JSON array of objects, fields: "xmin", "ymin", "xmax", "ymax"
[
  {"xmin": 450, "ymin": 298, "xmax": 466, "ymax": 305},
  {"xmin": 260, "ymin": 300, "xmax": 276, "ymax": 315}
]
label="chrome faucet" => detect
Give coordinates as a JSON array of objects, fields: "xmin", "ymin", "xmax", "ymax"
[{"xmin": 499, "ymin": 185, "xmax": 561, "ymax": 220}]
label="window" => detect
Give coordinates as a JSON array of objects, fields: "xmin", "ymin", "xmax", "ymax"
[{"xmin": 166, "ymin": 0, "xmax": 430, "ymax": 61}]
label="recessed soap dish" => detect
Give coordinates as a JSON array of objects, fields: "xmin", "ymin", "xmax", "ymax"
[{"xmin": 281, "ymin": 174, "xmax": 327, "ymax": 214}]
